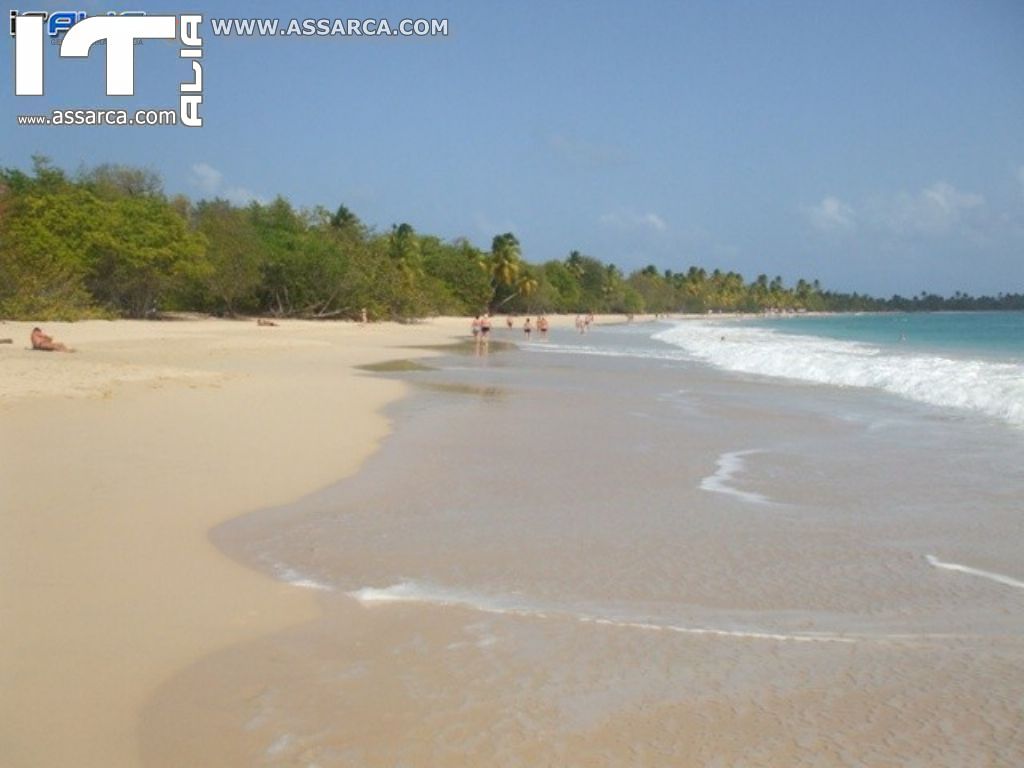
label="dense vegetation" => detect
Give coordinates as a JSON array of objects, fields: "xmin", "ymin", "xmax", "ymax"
[{"xmin": 2, "ymin": 158, "xmax": 1021, "ymax": 320}]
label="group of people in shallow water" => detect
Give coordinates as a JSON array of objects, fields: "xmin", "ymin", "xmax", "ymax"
[
  {"xmin": 521, "ymin": 315, "xmax": 549, "ymax": 339},
  {"xmin": 471, "ymin": 312, "xmax": 599, "ymax": 348},
  {"xmin": 471, "ymin": 313, "xmax": 553, "ymax": 348},
  {"xmin": 574, "ymin": 313, "xmax": 595, "ymax": 334}
]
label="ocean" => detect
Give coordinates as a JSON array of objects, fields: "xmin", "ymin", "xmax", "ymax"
[
  {"xmin": 150, "ymin": 315, "xmax": 1024, "ymax": 767},
  {"xmin": 655, "ymin": 311, "xmax": 1024, "ymax": 427}
]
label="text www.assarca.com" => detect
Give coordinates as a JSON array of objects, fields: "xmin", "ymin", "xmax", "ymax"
[
  {"xmin": 16, "ymin": 109, "xmax": 178, "ymax": 126},
  {"xmin": 210, "ymin": 17, "xmax": 448, "ymax": 37}
]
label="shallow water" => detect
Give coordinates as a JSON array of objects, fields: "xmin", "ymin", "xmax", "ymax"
[{"xmin": 149, "ymin": 321, "xmax": 1024, "ymax": 766}]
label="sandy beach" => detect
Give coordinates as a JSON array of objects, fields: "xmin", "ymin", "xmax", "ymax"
[
  {"xmin": 4, "ymin": 313, "xmax": 1021, "ymax": 767},
  {"xmin": 0, "ymin": 316, "xmax": 474, "ymax": 766},
  {"xmin": 0, "ymin": 313, "xmax": 636, "ymax": 767}
]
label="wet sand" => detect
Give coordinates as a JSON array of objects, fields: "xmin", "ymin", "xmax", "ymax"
[{"xmin": 150, "ymin": 323, "xmax": 1024, "ymax": 766}]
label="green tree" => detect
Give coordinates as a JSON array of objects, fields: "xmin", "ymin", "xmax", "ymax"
[
  {"xmin": 542, "ymin": 259, "xmax": 582, "ymax": 310},
  {"xmin": 80, "ymin": 164, "xmax": 164, "ymax": 199},
  {"xmin": 86, "ymin": 194, "xmax": 203, "ymax": 317},
  {"xmin": 192, "ymin": 199, "xmax": 264, "ymax": 315},
  {"xmin": 420, "ymin": 237, "xmax": 492, "ymax": 314},
  {"xmin": 0, "ymin": 182, "xmax": 98, "ymax": 318},
  {"xmin": 251, "ymin": 197, "xmax": 309, "ymax": 315},
  {"xmin": 477, "ymin": 232, "xmax": 524, "ymax": 310}
]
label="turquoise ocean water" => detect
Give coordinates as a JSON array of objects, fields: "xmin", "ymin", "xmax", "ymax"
[{"xmin": 749, "ymin": 311, "xmax": 1024, "ymax": 360}]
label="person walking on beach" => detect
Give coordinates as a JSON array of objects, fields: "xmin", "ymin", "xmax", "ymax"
[
  {"xmin": 538, "ymin": 315, "xmax": 549, "ymax": 339},
  {"xmin": 481, "ymin": 313, "xmax": 492, "ymax": 339},
  {"xmin": 30, "ymin": 327, "xmax": 72, "ymax": 352},
  {"xmin": 471, "ymin": 316, "xmax": 481, "ymax": 339},
  {"xmin": 523, "ymin": 317, "xmax": 532, "ymax": 339},
  {"xmin": 506, "ymin": 314, "xmax": 514, "ymax": 330}
]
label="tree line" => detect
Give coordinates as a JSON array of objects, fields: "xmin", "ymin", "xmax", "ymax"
[{"xmin": 1, "ymin": 158, "xmax": 1021, "ymax": 320}]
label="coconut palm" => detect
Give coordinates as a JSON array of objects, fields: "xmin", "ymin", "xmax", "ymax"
[
  {"xmin": 480, "ymin": 232, "xmax": 523, "ymax": 309},
  {"xmin": 516, "ymin": 273, "xmax": 539, "ymax": 299},
  {"xmin": 565, "ymin": 249, "xmax": 585, "ymax": 281},
  {"xmin": 389, "ymin": 222, "xmax": 422, "ymax": 283},
  {"xmin": 488, "ymin": 233, "xmax": 521, "ymax": 287}
]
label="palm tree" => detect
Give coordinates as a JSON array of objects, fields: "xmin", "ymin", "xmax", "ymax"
[
  {"xmin": 389, "ymin": 222, "xmax": 422, "ymax": 282},
  {"xmin": 516, "ymin": 273, "xmax": 539, "ymax": 304},
  {"xmin": 485, "ymin": 233, "xmax": 525, "ymax": 309},
  {"xmin": 488, "ymin": 233, "xmax": 521, "ymax": 288},
  {"xmin": 565, "ymin": 250, "xmax": 585, "ymax": 281},
  {"xmin": 603, "ymin": 263, "xmax": 621, "ymax": 293},
  {"xmin": 795, "ymin": 278, "xmax": 811, "ymax": 306},
  {"xmin": 721, "ymin": 271, "xmax": 745, "ymax": 310}
]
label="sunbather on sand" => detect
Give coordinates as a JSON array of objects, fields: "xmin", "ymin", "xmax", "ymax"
[{"xmin": 30, "ymin": 327, "xmax": 72, "ymax": 352}]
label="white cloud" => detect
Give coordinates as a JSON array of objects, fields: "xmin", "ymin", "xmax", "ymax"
[
  {"xmin": 805, "ymin": 196, "xmax": 855, "ymax": 231},
  {"xmin": 599, "ymin": 210, "xmax": 667, "ymax": 232},
  {"xmin": 806, "ymin": 182, "xmax": 986, "ymax": 239},
  {"xmin": 189, "ymin": 162, "xmax": 264, "ymax": 205},
  {"xmin": 879, "ymin": 182, "xmax": 984, "ymax": 235},
  {"xmin": 190, "ymin": 162, "xmax": 222, "ymax": 195}
]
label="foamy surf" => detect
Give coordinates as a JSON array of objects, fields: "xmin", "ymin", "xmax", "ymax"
[
  {"xmin": 652, "ymin": 322, "xmax": 1024, "ymax": 427},
  {"xmin": 348, "ymin": 581, "xmax": 854, "ymax": 643},
  {"xmin": 527, "ymin": 341, "xmax": 690, "ymax": 363},
  {"xmin": 926, "ymin": 555, "xmax": 1024, "ymax": 591},
  {"xmin": 700, "ymin": 449, "xmax": 771, "ymax": 504},
  {"xmin": 272, "ymin": 564, "xmax": 334, "ymax": 591}
]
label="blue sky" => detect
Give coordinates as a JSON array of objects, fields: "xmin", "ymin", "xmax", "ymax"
[{"xmin": 3, "ymin": 0, "xmax": 1023, "ymax": 296}]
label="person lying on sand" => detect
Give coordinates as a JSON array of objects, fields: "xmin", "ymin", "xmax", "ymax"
[
  {"xmin": 257, "ymin": 318, "xmax": 278, "ymax": 327},
  {"xmin": 30, "ymin": 327, "xmax": 72, "ymax": 352}
]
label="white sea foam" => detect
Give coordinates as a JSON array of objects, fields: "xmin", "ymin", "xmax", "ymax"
[
  {"xmin": 528, "ymin": 341, "xmax": 691, "ymax": 363},
  {"xmin": 926, "ymin": 554, "xmax": 1024, "ymax": 590},
  {"xmin": 273, "ymin": 564, "xmax": 334, "ymax": 591},
  {"xmin": 651, "ymin": 322, "xmax": 1024, "ymax": 427},
  {"xmin": 350, "ymin": 581, "xmax": 521, "ymax": 613},
  {"xmin": 348, "ymin": 581, "xmax": 853, "ymax": 643},
  {"xmin": 700, "ymin": 449, "xmax": 771, "ymax": 504}
]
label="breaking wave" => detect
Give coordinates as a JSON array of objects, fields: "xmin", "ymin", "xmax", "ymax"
[{"xmin": 652, "ymin": 323, "xmax": 1024, "ymax": 427}]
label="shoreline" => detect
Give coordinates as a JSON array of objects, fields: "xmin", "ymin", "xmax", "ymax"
[
  {"xmin": 139, "ymin": 313, "xmax": 1024, "ymax": 766},
  {"xmin": 0, "ymin": 317, "xmax": 468, "ymax": 767},
  {"xmin": 10, "ymin": 311, "xmax": 1016, "ymax": 764}
]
